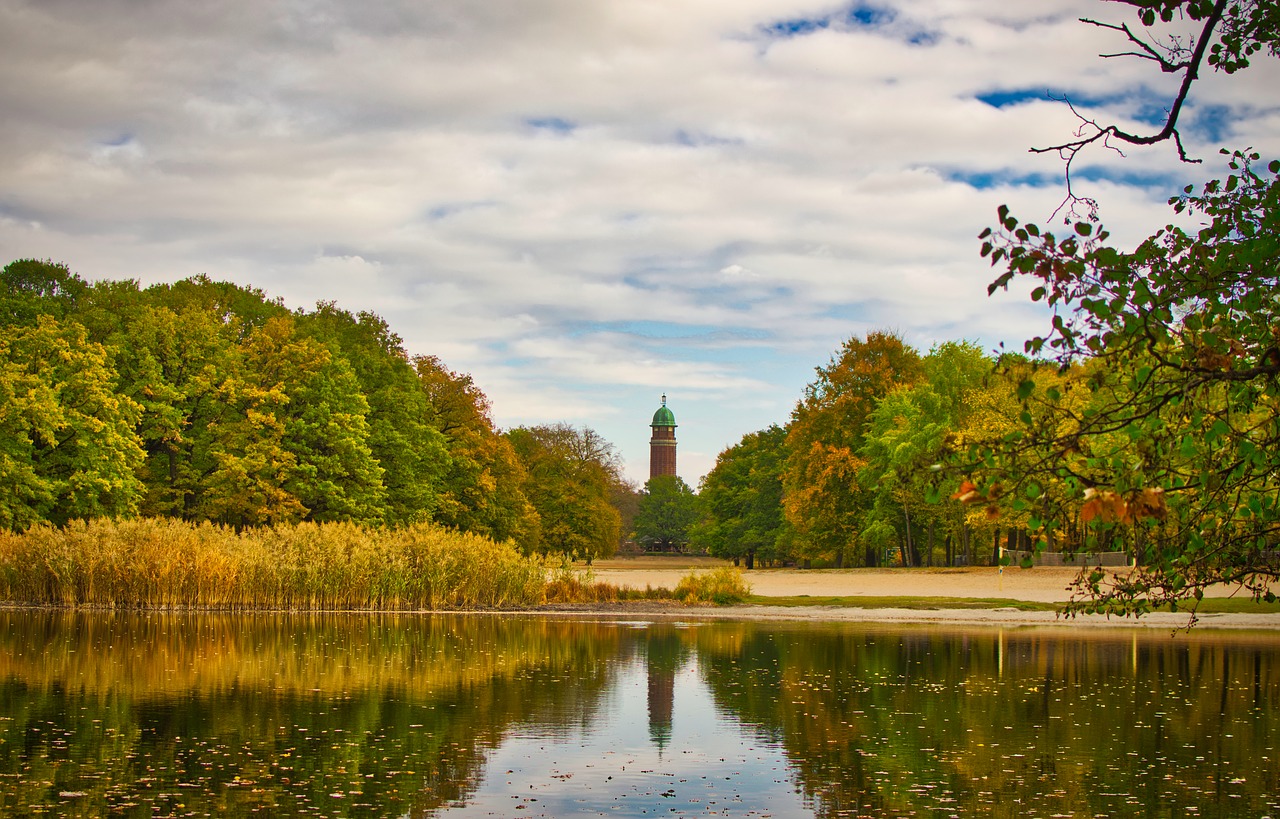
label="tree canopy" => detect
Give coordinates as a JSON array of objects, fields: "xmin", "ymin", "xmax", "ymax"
[
  {"xmin": 0, "ymin": 260, "xmax": 585, "ymax": 554},
  {"xmin": 692, "ymin": 425, "xmax": 791, "ymax": 569},
  {"xmin": 634, "ymin": 475, "xmax": 699, "ymax": 552},
  {"xmin": 975, "ymin": 0, "xmax": 1280, "ymax": 618},
  {"xmin": 784, "ymin": 330, "xmax": 923, "ymax": 567},
  {"xmin": 506, "ymin": 424, "xmax": 624, "ymax": 562}
]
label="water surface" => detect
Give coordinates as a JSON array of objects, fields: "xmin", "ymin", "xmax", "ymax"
[{"xmin": 0, "ymin": 611, "xmax": 1276, "ymax": 817}]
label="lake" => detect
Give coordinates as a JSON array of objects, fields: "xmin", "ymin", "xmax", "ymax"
[{"xmin": 0, "ymin": 611, "xmax": 1276, "ymax": 817}]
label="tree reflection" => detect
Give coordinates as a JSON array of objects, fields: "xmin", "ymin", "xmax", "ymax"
[
  {"xmin": 695, "ymin": 623, "xmax": 1280, "ymax": 818},
  {"xmin": 0, "ymin": 612, "xmax": 621, "ymax": 817},
  {"xmin": 1, "ymin": 613, "xmax": 1277, "ymax": 818}
]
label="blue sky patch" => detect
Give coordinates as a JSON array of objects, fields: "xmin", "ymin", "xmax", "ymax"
[
  {"xmin": 1070, "ymin": 165, "xmax": 1185, "ymax": 190},
  {"xmin": 672, "ymin": 130, "xmax": 743, "ymax": 149},
  {"xmin": 976, "ymin": 89, "xmax": 1053, "ymax": 108},
  {"xmin": 424, "ymin": 201, "xmax": 493, "ymax": 221},
  {"xmin": 1189, "ymin": 104, "xmax": 1234, "ymax": 145},
  {"xmin": 943, "ymin": 169, "xmax": 1055, "ymax": 190},
  {"xmin": 525, "ymin": 117, "xmax": 576, "ymax": 133},
  {"xmin": 761, "ymin": 4, "xmax": 894, "ymax": 38}
]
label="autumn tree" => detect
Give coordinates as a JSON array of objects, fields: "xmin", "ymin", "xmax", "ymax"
[
  {"xmin": 300, "ymin": 305, "xmax": 449, "ymax": 523},
  {"xmin": 240, "ymin": 316, "xmax": 387, "ymax": 523},
  {"xmin": 415, "ymin": 355, "xmax": 538, "ymax": 544},
  {"xmin": 784, "ymin": 331, "xmax": 923, "ymax": 567},
  {"xmin": 692, "ymin": 424, "xmax": 791, "ymax": 569},
  {"xmin": 978, "ymin": 1, "xmax": 1280, "ymax": 616}
]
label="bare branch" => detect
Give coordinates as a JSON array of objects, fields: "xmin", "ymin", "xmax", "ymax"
[
  {"xmin": 1082, "ymin": 17, "xmax": 1189, "ymax": 69},
  {"xmin": 1036, "ymin": 0, "xmax": 1228, "ymax": 214}
]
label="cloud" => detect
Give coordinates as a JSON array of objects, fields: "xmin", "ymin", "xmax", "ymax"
[{"xmin": 2, "ymin": 0, "xmax": 1276, "ymax": 484}]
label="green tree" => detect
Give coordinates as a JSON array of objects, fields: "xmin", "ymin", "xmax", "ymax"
[
  {"xmin": 300, "ymin": 305, "xmax": 449, "ymax": 524},
  {"xmin": 507, "ymin": 424, "xmax": 622, "ymax": 562},
  {"xmin": 0, "ymin": 317, "xmax": 144, "ymax": 529},
  {"xmin": 978, "ymin": 0, "xmax": 1280, "ymax": 615},
  {"xmin": 692, "ymin": 425, "xmax": 791, "ymax": 569},
  {"xmin": 634, "ymin": 475, "xmax": 699, "ymax": 552},
  {"xmin": 243, "ymin": 316, "xmax": 387, "ymax": 523},
  {"xmin": 859, "ymin": 342, "xmax": 991, "ymax": 567},
  {"xmin": 784, "ymin": 331, "xmax": 923, "ymax": 567},
  {"xmin": 1, "ymin": 259, "xmax": 89, "ymax": 326}
]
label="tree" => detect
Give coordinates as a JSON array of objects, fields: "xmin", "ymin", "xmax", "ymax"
[
  {"xmin": 300, "ymin": 305, "xmax": 449, "ymax": 524},
  {"xmin": 634, "ymin": 475, "xmax": 699, "ymax": 552},
  {"xmin": 859, "ymin": 342, "xmax": 991, "ymax": 567},
  {"xmin": 692, "ymin": 425, "xmax": 791, "ymax": 569},
  {"xmin": 1036, "ymin": 0, "xmax": 1280, "ymax": 211},
  {"xmin": 242, "ymin": 316, "xmax": 387, "ymax": 524},
  {"xmin": 784, "ymin": 331, "xmax": 923, "ymax": 567},
  {"xmin": 1, "ymin": 259, "xmax": 88, "ymax": 326},
  {"xmin": 981, "ymin": 152, "xmax": 1280, "ymax": 617},
  {"xmin": 976, "ymin": 2, "xmax": 1280, "ymax": 617},
  {"xmin": 414, "ymin": 355, "xmax": 538, "ymax": 544},
  {"xmin": 506, "ymin": 424, "xmax": 623, "ymax": 562},
  {"xmin": 0, "ymin": 317, "xmax": 145, "ymax": 529}
]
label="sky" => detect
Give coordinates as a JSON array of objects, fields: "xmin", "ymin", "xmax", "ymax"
[{"xmin": 2, "ymin": 0, "xmax": 1278, "ymax": 487}]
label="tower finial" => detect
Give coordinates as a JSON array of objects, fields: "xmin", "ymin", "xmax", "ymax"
[{"xmin": 661, "ymin": 393, "xmax": 667, "ymax": 406}]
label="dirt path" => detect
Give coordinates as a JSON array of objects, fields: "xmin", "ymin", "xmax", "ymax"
[
  {"xmin": 572, "ymin": 558, "xmax": 1280, "ymax": 629},
  {"xmin": 590, "ymin": 563, "xmax": 1089, "ymax": 603}
]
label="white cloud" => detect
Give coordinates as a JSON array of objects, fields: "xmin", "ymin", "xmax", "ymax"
[{"xmin": 2, "ymin": 0, "xmax": 1276, "ymax": 483}]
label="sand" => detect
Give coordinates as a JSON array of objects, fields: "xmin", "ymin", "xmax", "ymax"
[{"xmin": 570, "ymin": 557, "xmax": 1280, "ymax": 630}]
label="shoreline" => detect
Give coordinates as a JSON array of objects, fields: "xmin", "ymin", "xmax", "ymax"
[
  {"xmin": 528, "ymin": 601, "xmax": 1280, "ymax": 630},
  {"xmin": 4, "ymin": 600, "xmax": 1277, "ymax": 629}
]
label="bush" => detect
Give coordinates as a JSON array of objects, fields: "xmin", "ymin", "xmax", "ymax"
[{"xmin": 673, "ymin": 566, "xmax": 752, "ymax": 605}]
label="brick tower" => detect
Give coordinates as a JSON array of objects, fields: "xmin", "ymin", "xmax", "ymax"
[{"xmin": 649, "ymin": 394, "xmax": 677, "ymax": 480}]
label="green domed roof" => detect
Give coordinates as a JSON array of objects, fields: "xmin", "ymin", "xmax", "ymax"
[{"xmin": 651, "ymin": 394, "xmax": 676, "ymax": 427}]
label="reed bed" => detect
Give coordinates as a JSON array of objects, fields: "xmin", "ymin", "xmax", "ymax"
[
  {"xmin": 543, "ymin": 574, "xmax": 674, "ymax": 604},
  {"xmin": 0, "ymin": 518, "xmax": 547, "ymax": 610}
]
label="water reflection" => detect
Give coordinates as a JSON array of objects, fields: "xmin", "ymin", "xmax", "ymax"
[{"xmin": 0, "ymin": 612, "xmax": 1276, "ymax": 818}]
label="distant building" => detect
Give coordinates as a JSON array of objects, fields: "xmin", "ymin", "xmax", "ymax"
[{"xmin": 649, "ymin": 394, "xmax": 677, "ymax": 480}]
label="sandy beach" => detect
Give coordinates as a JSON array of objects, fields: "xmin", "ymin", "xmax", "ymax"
[{"xmin": 571, "ymin": 557, "xmax": 1280, "ymax": 630}]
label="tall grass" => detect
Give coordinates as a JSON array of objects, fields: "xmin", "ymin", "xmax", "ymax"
[
  {"xmin": 0, "ymin": 518, "xmax": 546, "ymax": 610},
  {"xmin": 542, "ymin": 562, "xmax": 674, "ymax": 604}
]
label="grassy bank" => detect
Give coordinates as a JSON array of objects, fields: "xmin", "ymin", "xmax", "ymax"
[{"xmin": 0, "ymin": 518, "xmax": 547, "ymax": 610}]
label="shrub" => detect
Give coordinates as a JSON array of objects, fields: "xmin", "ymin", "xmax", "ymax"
[{"xmin": 673, "ymin": 566, "xmax": 752, "ymax": 605}]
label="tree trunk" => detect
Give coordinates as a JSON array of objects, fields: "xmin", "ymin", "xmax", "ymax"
[
  {"xmin": 745, "ymin": 551, "xmax": 754, "ymax": 570},
  {"xmin": 900, "ymin": 503, "xmax": 913, "ymax": 567}
]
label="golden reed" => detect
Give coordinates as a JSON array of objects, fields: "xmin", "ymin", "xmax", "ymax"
[{"xmin": 0, "ymin": 518, "xmax": 547, "ymax": 610}]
